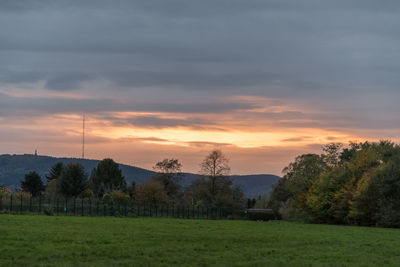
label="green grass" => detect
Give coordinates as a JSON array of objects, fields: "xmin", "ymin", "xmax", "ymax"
[{"xmin": 1, "ymin": 215, "xmax": 400, "ymax": 266}]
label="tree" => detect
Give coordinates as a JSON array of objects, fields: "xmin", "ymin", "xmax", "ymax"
[
  {"xmin": 46, "ymin": 162, "xmax": 64, "ymax": 183},
  {"xmin": 184, "ymin": 177, "xmax": 244, "ymax": 213},
  {"xmin": 21, "ymin": 171, "xmax": 44, "ymax": 197},
  {"xmin": 184, "ymin": 150, "xmax": 244, "ymax": 211},
  {"xmin": 0, "ymin": 185, "xmax": 11, "ymax": 196},
  {"xmin": 135, "ymin": 180, "xmax": 170, "ymax": 205},
  {"xmin": 254, "ymin": 195, "xmax": 269, "ymax": 209},
  {"xmin": 45, "ymin": 179, "xmax": 59, "ymax": 199},
  {"xmin": 152, "ymin": 158, "xmax": 183, "ymax": 201},
  {"xmin": 89, "ymin": 158, "xmax": 126, "ymax": 197},
  {"xmin": 59, "ymin": 163, "xmax": 88, "ymax": 198},
  {"xmin": 127, "ymin": 181, "xmax": 136, "ymax": 199},
  {"xmin": 322, "ymin": 143, "xmax": 343, "ymax": 168},
  {"xmin": 185, "ymin": 150, "xmax": 245, "ymax": 212},
  {"xmin": 200, "ymin": 150, "xmax": 231, "ymax": 198}
]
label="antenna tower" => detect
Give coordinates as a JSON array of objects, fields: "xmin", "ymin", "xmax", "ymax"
[{"xmin": 82, "ymin": 114, "xmax": 85, "ymax": 159}]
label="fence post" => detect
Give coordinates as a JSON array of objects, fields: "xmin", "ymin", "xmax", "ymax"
[
  {"xmin": 29, "ymin": 196, "xmax": 32, "ymax": 212},
  {"xmin": 39, "ymin": 196, "xmax": 42, "ymax": 213},
  {"xmin": 81, "ymin": 198, "xmax": 84, "ymax": 216},
  {"xmin": 56, "ymin": 198, "xmax": 59, "ymax": 216},
  {"xmin": 10, "ymin": 194, "xmax": 13, "ymax": 212},
  {"xmin": 0, "ymin": 195, "xmax": 2, "ymax": 211},
  {"xmin": 96, "ymin": 200, "xmax": 99, "ymax": 216},
  {"xmin": 20, "ymin": 194, "xmax": 23, "ymax": 213},
  {"xmin": 89, "ymin": 199, "xmax": 92, "ymax": 216},
  {"xmin": 73, "ymin": 198, "xmax": 76, "ymax": 215},
  {"xmin": 65, "ymin": 198, "xmax": 68, "ymax": 215}
]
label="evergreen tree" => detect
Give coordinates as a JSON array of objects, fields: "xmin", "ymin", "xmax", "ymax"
[
  {"xmin": 21, "ymin": 171, "xmax": 44, "ymax": 197},
  {"xmin": 46, "ymin": 162, "xmax": 64, "ymax": 183},
  {"xmin": 89, "ymin": 158, "xmax": 126, "ymax": 197},
  {"xmin": 59, "ymin": 163, "xmax": 88, "ymax": 198}
]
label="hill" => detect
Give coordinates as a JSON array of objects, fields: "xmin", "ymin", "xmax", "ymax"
[{"xmin": 0, "ymin": 154, "xmax": 280, "ymax": 197}]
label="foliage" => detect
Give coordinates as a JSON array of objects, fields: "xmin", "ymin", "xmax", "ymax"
[
  {"xmin": 45, "ymin": 162, "xmax": 64, "ymax": 183},
  {"xmin": 89, "ymin": 158, "xmax": 126, "ymax": 197},
  {"xmin": 0, "ymin": 185, "xmax": 11, "ymax": 196},
  {"xmin": 43, "ymin": 208, "xmax": 54, "ymax": 216},
  {"xmin": 152, "ymin": 158, "xmax": 183, "ymax": 201},
  {"xmin": 20, "ymin": 171, "xmax": 44, "ymax": 197},
  {"xmin": 200, "ymin": 150, "xmax": 230, "ymax": 197},
  {"xmin": 246, "ymin": 198, "xmax": 256, "ymax": 209},
  {"xmin": 15, "ymin": 190, "xmax": 31, "ymax": 202},
  {"xmin": 253, "ymin": 195, "xmax": 268, "ymax": 209},
  {"xmin": 79, "ymin": 188, "xmax": 95, "ymax": 199},
  {"xmin": 322, "ymin": 143, "xmax": 343, "ymax": 168},
  {"xmin": 186, "ymin": 150, "xmax": 244, "ymax": 212},
  {"xmin": 269, "ymin": 141, "xmax": 400, "ymax": 227},
  {"xmin": 184, "ymin": 176, "xmax": 244, "ymax": 213},
  {"xmin": 103, "ymin": 190, "xmax": 130, "ymax": 205},
  {"xmin": 59, "ymin": 163, "xmax": 88, "ymax": 198},
  {"xmin": 44, "ymin": 179, "xmax": 59, "ymax": 199},
  {"xmin": 127, "ymin": 181, "xmax": 136, "ymax": 199},
  {"xmin": 135, "ymin": 180, "xmax": 170, "ymax": 205}
]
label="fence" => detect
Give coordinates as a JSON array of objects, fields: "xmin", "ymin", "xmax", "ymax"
[{"xmin": 0, "ymin": 194, "xmax": 235, "ymax": 219}]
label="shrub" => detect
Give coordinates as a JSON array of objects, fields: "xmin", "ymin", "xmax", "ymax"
[
  {"xmin": 43, "ymin": 208, "xmax": 54, "ymax": 216},
  {"xmin": 103, "ymin": 190, "xmax": 130, "ymax": 205}
]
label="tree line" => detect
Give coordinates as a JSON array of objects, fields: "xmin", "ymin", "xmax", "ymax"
[
  {"xmin": 268, "ymin": 141, "xmax": 400, "ymax": 227},
  {"xmin": 1, "ymin": 150, "xmax": 244, "ymax": 213}
]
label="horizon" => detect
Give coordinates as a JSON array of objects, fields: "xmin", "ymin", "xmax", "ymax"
[
  {"xmin": 0, "ymin": 153, "xmax": 281, "ymax": 177},
  {"xmin": 2, "ymin": 1, "xmax": 400, "ymax": 175}
]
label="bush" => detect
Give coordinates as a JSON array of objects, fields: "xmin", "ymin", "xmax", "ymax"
[
  {"xmin": 103, "ymin": 190, "xmax": 130, "ymax": 205},
  {"xmin": 43, "ymin": 208, "xmax": 54, "ymax": 216}
]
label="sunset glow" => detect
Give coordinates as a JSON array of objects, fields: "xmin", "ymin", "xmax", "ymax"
[{"xmin": 1, "ymin": 1, "xmax": 400, "ymax": 175}]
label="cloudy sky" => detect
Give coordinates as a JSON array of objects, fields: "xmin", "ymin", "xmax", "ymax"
[{"xmin": 1, "ymin": 0, "xmax": 400, "ymax": 175}]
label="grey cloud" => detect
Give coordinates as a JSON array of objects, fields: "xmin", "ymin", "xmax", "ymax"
[
  {"xmin": 1, "ymin": 0, "xmax": 400, "ymax": 133},
  {"xmin": 0, "ymin": 70, "xmax": 44, "ymax": 84},
  {"xmin": 110, "ymin": 115, "xmax": 209, "ymax": 129},
  {"xmin": 45, "ymin": 73, "xmax": 96, "ymax": 91},
  {"xmin": 281, "ymin": 136, "xmax": 313, "ymax": 142},
  {"xmin": 0, "ymin": 92, "xmax": 257, "ymax": 117}
]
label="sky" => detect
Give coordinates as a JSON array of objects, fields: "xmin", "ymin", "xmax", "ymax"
[{"xmin": 1, "ymin": 0, "xmax": 400, "ymax": 175}]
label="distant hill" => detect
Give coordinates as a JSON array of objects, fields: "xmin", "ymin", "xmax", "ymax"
[{"xmin": 0, "ymin": 154, "xmax": 280, "ymax": 197}]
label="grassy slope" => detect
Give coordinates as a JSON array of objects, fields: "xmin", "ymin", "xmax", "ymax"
[{"xmin": 1, "ymin": 215, "xmax": 400, "ymax": 266}]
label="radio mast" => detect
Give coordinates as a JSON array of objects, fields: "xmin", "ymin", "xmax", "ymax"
[{"xmin": 82, "ymin": 114, "xmax": 85, "ymax": 159}]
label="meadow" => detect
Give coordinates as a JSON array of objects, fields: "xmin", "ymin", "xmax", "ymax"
[{"xmin": 1, "ymin": 215, "xmax": 399, "ymax": 266}]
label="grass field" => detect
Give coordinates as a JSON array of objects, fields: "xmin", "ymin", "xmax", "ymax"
[{"xmin": 1, "ymin": 215, "xmax": 400, "ymax": 266}]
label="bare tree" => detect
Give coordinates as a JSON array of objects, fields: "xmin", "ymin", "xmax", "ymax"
[
  {"xmin": 200, "ymin": 150, "xmax": 230, "ymax": 196},
  {"xmin": 152, "ymin": 158, "xmax": 183, "ymax": 201}
]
